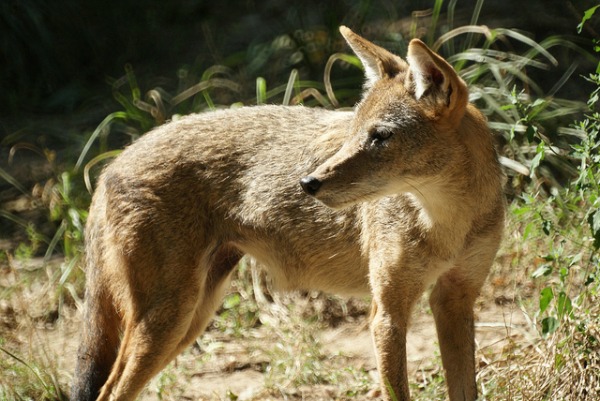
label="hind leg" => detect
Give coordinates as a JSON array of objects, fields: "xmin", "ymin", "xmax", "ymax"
[
  {"xmin": 165, "ymin": 245, "xmax": 242, "ymax": 363},
  {"xmin": 96, "ymin": 245, "xmax": 241, "ymax": 401},
  {"xmin": 96, "ymin": 275, "xmax": 201, "ymax": 401}
]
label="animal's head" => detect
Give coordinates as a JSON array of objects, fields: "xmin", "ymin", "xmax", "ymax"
[{"xmin": 300, "ymin": 26, "xmax": 472, "ymax": 209}]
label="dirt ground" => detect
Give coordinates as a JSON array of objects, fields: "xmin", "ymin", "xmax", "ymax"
[{"xmin": 0, "ymin": 253, "xmax": 531, "ymax": 401}]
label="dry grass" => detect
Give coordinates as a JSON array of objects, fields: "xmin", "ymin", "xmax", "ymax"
[
  {"xmin": 473, "ymin": 202, "xmax": 600, "ymax": 401},
  {"xmin": 477, "ymin": 314, "xmax": 600, "ymax": 400}
]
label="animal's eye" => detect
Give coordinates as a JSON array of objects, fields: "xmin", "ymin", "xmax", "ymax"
[{"xmin": 369, "ymin": 127, "xmax": 394, "ymax": 143}]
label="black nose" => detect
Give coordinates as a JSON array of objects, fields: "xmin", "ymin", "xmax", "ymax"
[{"xmin": 300, "ymin": 176, "xmax": 322, "ymax": 196}]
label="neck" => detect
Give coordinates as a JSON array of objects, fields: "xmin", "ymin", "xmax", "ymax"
[
  {"xmin": 408, "ymin": 180, "xmax": 469, "ymax": 230},
  {"xmin": 406, "ymin": 167, "xmax": 500, "ymax": 257}
]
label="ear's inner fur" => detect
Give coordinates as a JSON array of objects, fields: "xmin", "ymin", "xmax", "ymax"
[
  {"xmin": 405, "ymin": 39, "xmax": 468, "ymax": 126},
  {"xmin": 429, "ymin": 64, "xmax": 444, "ymax": 87}
]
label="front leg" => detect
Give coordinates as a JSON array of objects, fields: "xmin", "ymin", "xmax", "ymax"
[
  {"xmin": 370, "ymin": 269, "xmax": 426, "ymax": 401},
  {"xmin": 429, "ymin": 244, "xmax": 496, "ymax": 401}
]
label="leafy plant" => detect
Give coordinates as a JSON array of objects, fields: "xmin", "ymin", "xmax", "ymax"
[
  {"xmin": 425, "ymin": 0, "xmax": 589, "ymax": 193},
  {"xmin": 482, "ymin": 6, "xmax": 600, "ymax": 399}
]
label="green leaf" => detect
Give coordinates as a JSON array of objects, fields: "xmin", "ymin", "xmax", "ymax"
[
  {"xmin": 542, "ymin": 316, "xmax": 559, "ymax": 336},
  {"xmin": 578, "ymin": 5, "xmax": 600, "ymax": 34},
  {"xmin": 223, "ymin": 293, "xmax": 241, "ymax": 309},
  {"xmin": 585, "ymin": 272, "xmax": 597, "ymax": 286},
  {"xmin": 541, "ymin": 218, "xmax": 552, "ymax": 236},
  {"xmin": 554, "ymin": 353, "xmax": 565, "ymax": 369},
  {"xmin": 569, "ymin": 252, "xmax": 583, "ymax": 267},
  {"xmin": 532, "ymin": 264, "xmax": 553, "ymax": 278},
  {"xmin": 529, "ymin": 151, "xmax": 544, "ymax": 177},
  {"xmin": 589, "ymin": 209, "xmax": 600, "ymax": 233},
  {"xmin": 588, "ymin": 209, "xmax": 600, "ymax": 250},
  {"xmin": 526, "ymin": 125, "xmax": 537, "ymax": 142},
  {"xmin": 539, "ymin": 287, "xmax": 554, "ymax": 314},
  {"xmin": 522, "ymin": 221, "xmax": 535, "ymax": 241},
  {"xmin": 557, "ymin": 291, "xmax": 573, "ymax": 318},
  {"xmin": 559, "ymin": 266, "xmax": 569, "ymax": 280},
  {"xmin": 531, "ymin": 98, "xmax": 546, "ymax": 108}
]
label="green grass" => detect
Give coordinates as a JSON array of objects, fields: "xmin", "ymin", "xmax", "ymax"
[{"xmin": 0, "ymin": 343, "xmax": 67, "ymax": 401}]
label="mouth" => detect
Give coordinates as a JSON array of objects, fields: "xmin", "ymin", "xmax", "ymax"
[
  {"xmin": 300, "ymin": 170, "xmax": 393, "ymax": 210},
  {"xmin": 311, "ymin": 187, "xmax": 382, "ymax": 210}
]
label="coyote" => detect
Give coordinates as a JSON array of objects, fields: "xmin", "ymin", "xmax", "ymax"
[{"xmin": 71, "ymin": 26, "xmax": 505, "ymax": 401}]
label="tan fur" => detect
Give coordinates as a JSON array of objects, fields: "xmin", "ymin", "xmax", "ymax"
[{"xmin": 71, "ymin": 26, "xmax": 504, "ymax": 401}]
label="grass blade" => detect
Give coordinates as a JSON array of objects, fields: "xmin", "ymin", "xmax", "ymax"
[
  {"xmin": 83, "ymin": 150, "xmax": 122, "ymax": 193},
  {"xmin": 283, "ymin": 69, "xmax": 299, "ymax": 106},
  {"xmin": 256, "ymin": 77, "xmax": 267, "ymax": 105},
  {"xmin": 0, "ymin": 167, "xmax": 28, "ymax": 195},
  {"xmin": 75, "ymin": 112, "xmax": 128, "ymax": 172},
  {"xmin": 324, "ymin": 53, "xmax": 362, "ymax": 108}
]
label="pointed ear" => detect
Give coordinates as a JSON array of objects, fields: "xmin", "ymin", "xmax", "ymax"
[
  {"xmin": 340, "ymin": 26, "xmax": 408, "ymax": 88},
  {"xmin": 406, "ymin": 39, "xmax": 469, "ymax": 125}
]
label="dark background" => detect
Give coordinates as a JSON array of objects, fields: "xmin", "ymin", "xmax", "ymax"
[{"xmin": 1, "ymin": 0, "xmax": 597, "ymax": 120}]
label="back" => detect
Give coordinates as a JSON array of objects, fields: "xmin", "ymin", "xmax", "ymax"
[{"xmin": 93, "ymin": 105, "xmax": 370, "ymax": 294}]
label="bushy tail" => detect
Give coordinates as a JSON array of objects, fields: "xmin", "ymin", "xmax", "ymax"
[{"xmin": 70, "ymin": 283, "xmax": 120, "ymax": 401}]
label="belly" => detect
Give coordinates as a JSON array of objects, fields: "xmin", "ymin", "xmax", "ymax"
[{"xmin": 233, "ymin": 207, "xmax": 370, "ymax": 296}]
